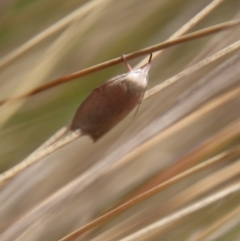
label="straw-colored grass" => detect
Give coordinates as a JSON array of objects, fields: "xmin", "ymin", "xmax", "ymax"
[{"xmin": 1, "ymin": 0, "xmax": 240, "ymax": 241}]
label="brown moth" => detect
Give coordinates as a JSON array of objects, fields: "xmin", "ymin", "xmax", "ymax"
[{"xmin": 70, "ymin": 54, "xmax": 152, "ymax": 141}]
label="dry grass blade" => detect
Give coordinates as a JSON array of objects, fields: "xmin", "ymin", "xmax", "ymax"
[
  {"xmin": 0, "ymin": 130, "xmax": 81, "ymax": 187},
  {"xmin": 0, "ymin": 22, "xmax": 81, "ymax": 125},
  {"xmin": 0, "ymin": 70, "xmax": 240, "ymax": 239},
  {"xmin": 0, "ymin": 2, "xmax": 111, "ymax": 127},
  {"xmin": 118, "ymin": 181, "xmax": 240, "ymax": 241},
  {"xmin": 0, "ymin": 0, "xmax": 112, "ymax": 187},
  {"xmin": 0, "ymin": 0, "xmax": 113, "ymax": 69},
  {"xmin": 32, "ymin": 126, "xmax": 70, "ymax": 151},
  {"xmin": 107, "ymin": 75, "xmax": 240, "ymax": 175},
  {"xmin": 157, "ymin": 157, "xmax": 240, "ymax": 219},
  {"xmin": 0, "ymin": 19, "xmax": 239, "ymax": 106},
  {"xmin": 144, "ymin": 39, "xmax": 240, "ymax": 100},
  {"xmin": 0, "ymin": 0, "xmax": 226, "ymax": 189},
  {"xmin": 2, "ymin": 1, "xmax": 240, "ymax": 241},
  {"xmin": 191, "ymin": 204, "xmax": 240, "ymax": 241},
  {"xmin": 136, "ymin": 0, "xmax": 226, "ymax": 68},
  {"xmin": 57, "ymin": 145, "xmax": 240, "ymax": 241},
  {"xmin": 0, "ymin": 126, "xmax": 70, "ymax": 185},
  {"xmin": 1, "ymin": 41, "xmax": 239, "ymax": 188}
]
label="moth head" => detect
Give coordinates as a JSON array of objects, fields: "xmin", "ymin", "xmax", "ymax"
[{"xmin": 125, "ymin": 53, "xmax": 152, "ymax": 86}]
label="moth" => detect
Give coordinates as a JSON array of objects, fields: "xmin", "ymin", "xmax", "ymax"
[{"xmin": 70, "ymin": 54, "xmax": 152, "ymax": 141}]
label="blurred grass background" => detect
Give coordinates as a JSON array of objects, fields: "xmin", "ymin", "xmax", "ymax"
[{"xmin": 0, "ymin": 0, "xmax": 240, "ymax": 240}]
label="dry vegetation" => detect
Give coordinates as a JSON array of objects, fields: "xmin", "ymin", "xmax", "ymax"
[{"xmin": 0, "ymin": 0, "xmax": 240, "ymax": 240}]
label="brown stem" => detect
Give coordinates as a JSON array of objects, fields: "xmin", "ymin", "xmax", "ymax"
[{"xmin": 1, "ymin": 19, "xmax": 240, "ymax": 106}]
